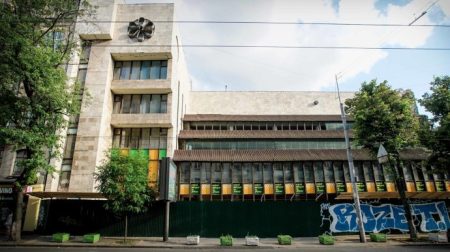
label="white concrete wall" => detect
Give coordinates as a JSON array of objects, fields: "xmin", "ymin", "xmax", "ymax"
[
  {"xmin": 187, "ymin": 91, "xmax": 354, "ymax": 115},
  {"xmin": 68, "ymin": 3, "xmax": 186, "ymax": 192}
]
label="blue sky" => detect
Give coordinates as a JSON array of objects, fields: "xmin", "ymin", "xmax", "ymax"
[{"xmin": 128, "ymin": 0, "xmax": 450, "ymax": 114}]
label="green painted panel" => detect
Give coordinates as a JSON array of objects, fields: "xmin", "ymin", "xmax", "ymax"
[
  {"xmin": 232, "ymin": 184, "xmax": 242, "ymax": 194},
  {"xmin": 191, "ymin": 184, "xmax": 200, "ymax": 195},
  {"xmin": 159, "ymin": 149, "xmax": 167, "ymax": 160},
  {"xmin": 375, "ymin": 182, "xmax": 386, "ymax": 192},
  {"xmin": 274, "ymin": 183, "xmax": 284, "ymax": 195},
  {"xmin": 416, "ymin": 181, "xmax": 425, "ymax": 192},
  {"xmin": 295, "ymin": 183, "xmax": 305, "ymax": 194},
  {"xmin": 212, "ymin": 184, "xmax": 221, "ymax": 195},
  {"xmin": 336, "ymin": 182, "xmax": 346, "ymax": 192},
  {"xmin": 315, "ymin": 182, "xmax": 325, "ymax": 193},
  {"xmin": 435, "ymin": 181, "xmax": 445, "ymax": 192},
  {"xmin": 357, "ymin": 182, "xmax": 366, "ymax": 192},
  {"xmin": 254, "ymin": 184, "xmax": 263, "ymax": 195}
]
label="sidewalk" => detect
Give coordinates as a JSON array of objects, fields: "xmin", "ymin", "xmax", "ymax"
[{"xmin": 0, "ymin": 234, "xmax": 448, "ymax": 249}]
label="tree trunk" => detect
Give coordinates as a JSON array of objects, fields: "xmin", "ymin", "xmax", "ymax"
[
  {"xmin": 13, "ymin": 190, "xmax": 23, "ymax": 241},
  {"xmin": 393, "ymin": 157, "xmax": 418, "ymax": 239},
  {"xmin": 124, "ymin": 214, "xmax": 128, "ymax": 243}
]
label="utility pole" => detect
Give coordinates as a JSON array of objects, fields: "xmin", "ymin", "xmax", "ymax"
[{"xmin": 335, "ymin": 74, "xmax": 366, "ymax": 243}]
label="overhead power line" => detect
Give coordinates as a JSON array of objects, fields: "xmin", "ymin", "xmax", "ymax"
[
  {"xmin": 88, "ymin": 44, "xmax": 450, "ymax": 51},
  {"xmin": 73, "ymin": 20, "xmax": 450, "ymax": 27}
]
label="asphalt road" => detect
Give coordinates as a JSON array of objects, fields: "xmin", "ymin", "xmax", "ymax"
[{"xmin": 0, "ymin": 247, "xmax": 449, "ymax": 252}]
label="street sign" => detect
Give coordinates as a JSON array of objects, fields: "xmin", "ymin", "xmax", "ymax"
[{"xmin": 158, "ymin": 157, "xmax": 177, "ymax": 201}]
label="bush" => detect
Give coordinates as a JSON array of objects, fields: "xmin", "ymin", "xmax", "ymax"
[
  {"xmin": 319, "ymin": 234, "xmax": 335, "ymax": 245},
  {"xmin": 220, "ymin": 235, "xmax": 233, "ymax": 246},
  {"xmin": 370, "ymin": 233, "xmax": 387, "ymax": 242},
  {"xmin": 52, "ymin": 233, "xmax": 70, "ymax": 243},
  {"xmin": 277, "ymin": 235, "xmax": 292, "ymax": 245},
  {"xmin": 83, "ymin": 233, "xmax": 101, "ymax": 243}
]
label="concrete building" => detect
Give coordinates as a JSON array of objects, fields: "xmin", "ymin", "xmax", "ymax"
[{"xmin": 0, "ymin": 1, "xmax": 449, "ymax": 237}]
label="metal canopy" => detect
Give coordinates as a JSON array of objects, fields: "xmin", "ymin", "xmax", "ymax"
[{"xmin": 27, "ymin": 191, "xmax": 105, "ymax": 199}]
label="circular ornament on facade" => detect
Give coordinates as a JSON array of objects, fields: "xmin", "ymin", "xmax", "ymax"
[{"xmin": 128, "ymin": 17, "xmax": 155, "ymax": 42}]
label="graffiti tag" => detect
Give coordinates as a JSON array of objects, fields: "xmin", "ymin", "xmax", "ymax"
[{"xmin": 324, "ymin": 202, "xmax": 450, "ymax": 233}]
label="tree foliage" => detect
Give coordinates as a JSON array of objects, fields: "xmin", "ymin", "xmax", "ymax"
[
  {"xmin": 95, "ymin": 149, "xmax": 155, "ymax": 241},
  {"xmin": 0, "ymin": 0, "xmax": 90, "ymax": 186},
  {"xmin": 418, "ymin": 76, "xmax": 450, "ymax": 173},
  {"xmin": 345, "ymin": 80, "xmax": 420, "ymax": 156}
]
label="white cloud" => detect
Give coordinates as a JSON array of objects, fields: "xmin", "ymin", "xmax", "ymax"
[{"xmin": 131, "ymin": 0, "xmax": 448, "ymax": 91}]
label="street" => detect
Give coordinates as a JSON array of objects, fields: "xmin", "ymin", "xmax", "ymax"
[{"xmin": 0, "ymin": 247, "xmax": 449, "ymax": 252}]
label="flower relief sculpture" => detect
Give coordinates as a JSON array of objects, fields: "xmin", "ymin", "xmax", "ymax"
[{"xmin": 128, "ymin": 17, "xmax": 155, "ymax": 42}]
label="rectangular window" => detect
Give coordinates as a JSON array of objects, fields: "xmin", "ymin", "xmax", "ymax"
[
  {"xmin": 211, "ymin": 163, "xmax": 221, "ymax": 183},
  {"xmin": 140, "ymin": 61, "xmax": 151, "ymax": 79},
  {"xmin": 112, "ymin": 129, "xmax": 121, "ymax": 148},
  {"xmin": 140, "ymin": 128, "xmax": 150, "ymax": 149},
  {"xmin": 324, "ymin": 161, "xmax": 334, "ymax": 182},
  {"xmin": 130, "ymin": 95, "xmax": 141, "ymax": 113},
  {"xmin": 115, "ymin": 60, "xmax": 168, "ymax": 80},
  {"xmin": 113, "ymin": 95, "xmax": 122, "ymax": 113},
  {"xmin": 141, "ymin": 95, "xmax": 151, "ymax": 114},
  {"xmin": 304, "ymin": 162, "xmax": 314, "ymax": 183},
  {"xmin": 263, "ymin": 163, "xmax": 273, "ymax": 183},
  {"xmin": 403, "ymin": 162, "xmax": 414, "ymax": 181},
  {"xmin": 232, "ymin": 163, "xmax": 242, "ymax": 183},
  {"xmin": 63, "ymin": 134, "xmax": 77, "ymax": 159},
  {"xmin": 363, "ymin": 161, "xmax": 374, "ymax": 182},
  {"xmin": 242, "ymin": 163, "xmax": 252, "ymax": 183},
  {"xmin": 150, "ymin": 60, "xmax": 161, "ymax": 79},
  {"xmin": 120, "ymin": 61, "xmax": 131, "ymax": 80},
  {"xmin": 411, "ymin": 161, "xmax": 424, "ymax": 181},
  {"xmin": 333, "ymin": 161, "xmax": 344, "ymax": 182},
  {"xmin": 343, "ymin": 162, "xmax": 351, "ymax": 182},
  {"xmin": 273, "ymin": 163, "xmax": 284, "ymax": 183},
  {"xmin": 161, "ymin": 95, "xmax": 167, "ymax": 113},
  {"xmin": 180, "ymin": 162, "xmax": 190, "ymax": 183},
  {"xmin": 253, "ymin": 163, "xmax": 263, "ymax": 183},
  {"xmin": 130, "ymin": 128, "xmax": 140, "ymax": 148},
  {"xmin": 130, "ymin": 61, "xmax": 141, "ymax": 80},
  {"xmin": 314, "ymin": 162, "xmax": 324, "ymax": 182},
  {"xmin": 222, "ymin": 163, "xmax": 231, "ymax": 183},
  {"xmin": 150, "ymin": 94, "xmax": 161, "ymax": 113},
  {"xmin": 121, "ymin": 95, "xmax": 131, "ymax": 113},
  {"xmin": 121, "ymin": 128, "xmax": 130, "ymax": 148},
  {"xmin": 293, "ymin": 162, "xmax": 304, "ymax": 182},
  {"xmin": 190, "ymin": 163, "xmax": 200, "ymax": 183},
  {"xmin": 283, "ymin": 163, "xmax": 293, "ymax": 183},
  {"xmin": 354, "ymin": 162, "xmax": 364, "ymax": 182},
  {"xmin": 373, "ymin": 162, "xmax": 384, "ymax": 181},
  {"xmin": 383, "ymin": 164, "xmax": 396, "ymax": 182},
  {"xmin": 150, "ymin": 128, "xmax": 160, "ymax": 149},
  {"xmin": 201, "ymin": 163, "xmax": 211, "ymax": 183}
]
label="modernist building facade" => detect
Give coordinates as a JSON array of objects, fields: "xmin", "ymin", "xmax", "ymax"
[{"xmin": 0, "ymin": 1, "xmax": 449, "ymax": 236}]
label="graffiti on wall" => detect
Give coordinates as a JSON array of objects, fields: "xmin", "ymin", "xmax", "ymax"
[{"xmin": 321, "ymin": 201, "xmax": 450, "ymax": 233}]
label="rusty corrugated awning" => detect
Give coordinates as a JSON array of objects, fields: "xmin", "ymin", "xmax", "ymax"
[
  {"xmin": 27, "ymin": 191, "xmax": 105, "ymax": 199},
  {"xmin": 173, "ymin": 149, "xmax": 428, "ymax": 162}
]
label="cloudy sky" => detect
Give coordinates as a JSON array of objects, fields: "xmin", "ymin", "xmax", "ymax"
[{"xmin": 127, "ymin": 0, "xmax": 450, "ymax": 113}]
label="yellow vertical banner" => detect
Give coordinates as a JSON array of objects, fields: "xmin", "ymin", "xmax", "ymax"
[
  {"xmin": 149, "ymin": 149, "xmax": 159, "ymax": 160},
  {"xmin": 148, "ymin": 160, "xmax": 159, "ymax": 186},
  {"xmin": 120, "ymin": 148, "xmax": 129, "ymax": 156}
]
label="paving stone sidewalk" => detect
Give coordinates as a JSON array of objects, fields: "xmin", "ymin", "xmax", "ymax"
[{"xmin": 0, "ymin": 234, "xmax": 448, "ymax": 249}]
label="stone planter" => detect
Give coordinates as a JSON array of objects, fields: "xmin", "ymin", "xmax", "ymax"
[
  {"xmin": 220, "ymin": 235, "xmax": 233, "ymax": 246},
  {"xmin": 277, "ymin": 235, "xmax": 292, "ymax": 245},
  {"xmin": 429, "ymin": 232, "xmax": 448, "ymax": 243},
  {"xmin": 83, "ymin": 233, "xmax": 100, "ymax": 243},
  {"xmin": 370, "ymin": 233, "xmax": 387, "ymax": 242},
  {"xmin": 245, "ymin": 236, "xmax": 259, "ymax": 246},
  {"xmin": 52, "ymin": 233, "xmax": 70, "ymax": 243},
  {"xmin": 186, "ymin": 235, "xmax": 200, "ymax": 245},
  {"xmin": 318, "ymin": 234, "xmax": 335, "ymax": 245}
]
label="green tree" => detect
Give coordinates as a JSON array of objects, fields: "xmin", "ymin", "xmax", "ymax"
[
  {"xmin": 95, "ymin": 149, "xmax": 155, "ymax": 242},
  {"xmin": 0, "ymin": 0, "xmax": 91, "ymax": 241},
  {"xmin": 419, "ymin": 76, "xmax": 450, "ymax": 174},
  {"xmin": 345, "ymin": 79, "xmax": 419, "ymax": 239}
]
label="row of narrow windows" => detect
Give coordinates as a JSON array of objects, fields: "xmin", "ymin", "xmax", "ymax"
[
  {"xmin": 183, "ymin": 140, "xmax": 356, "ymax": 150},
  {"xmin": 113, "ymin": 60, "xmax": 168, "ymax": 80},
  {"xmin": 186, "ymin": 122, "xmax": 352, "ymax": 131},
  {"xmin": 113, "ymin": 94, "xmax": 168, "ymax": 114}
]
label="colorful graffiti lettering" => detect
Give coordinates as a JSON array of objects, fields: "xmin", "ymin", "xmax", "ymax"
[{"xmin": 323, "ymin": 202, "xmax": 450, "ymax": 233}]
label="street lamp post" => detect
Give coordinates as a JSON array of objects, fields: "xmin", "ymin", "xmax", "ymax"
[{"xmin": 377, "ymin": 144, "xmax": 418, "ymax": 239}]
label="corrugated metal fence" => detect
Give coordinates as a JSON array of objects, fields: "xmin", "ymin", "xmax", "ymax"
[{"xmin": 37, "ymin": 200, "xmax": 322, "ymax": 237}]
